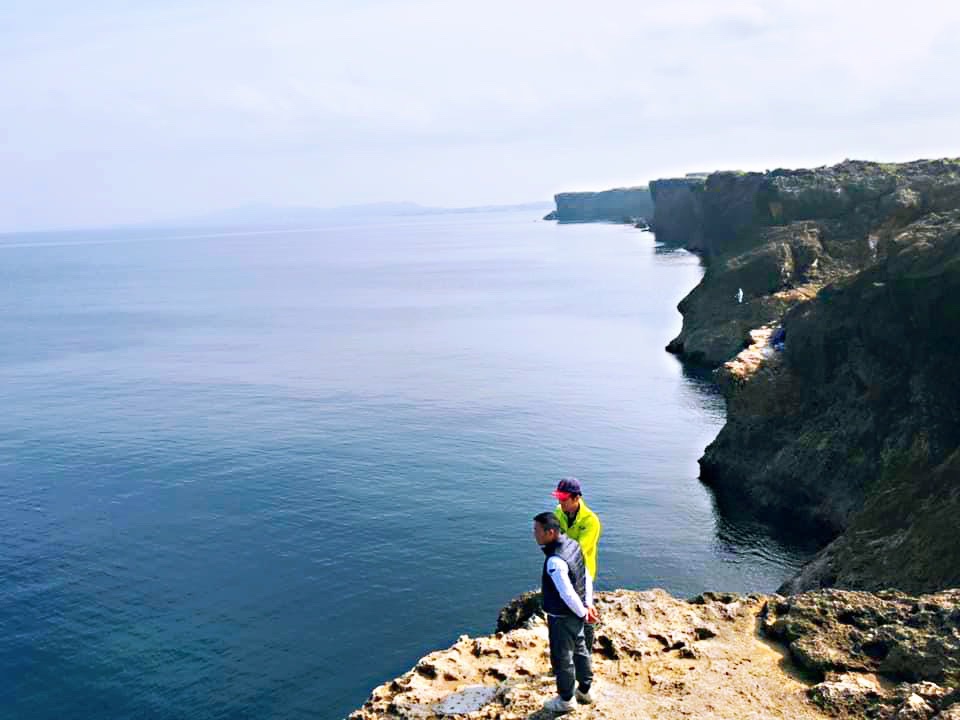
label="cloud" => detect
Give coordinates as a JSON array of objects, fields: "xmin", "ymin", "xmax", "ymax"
[{"xmin": 1, "ymin": 0, "xmax": 959, "ymax": 229}]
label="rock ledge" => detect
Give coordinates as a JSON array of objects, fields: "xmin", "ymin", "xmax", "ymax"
[{"xmin": 350, "ymin": 588, "xmax": 960, "ymax": 719}]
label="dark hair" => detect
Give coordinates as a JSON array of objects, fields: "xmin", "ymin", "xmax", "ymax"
[{"xmin": 533, "ymin": 512, "xmax": 560, "ymax": 532}]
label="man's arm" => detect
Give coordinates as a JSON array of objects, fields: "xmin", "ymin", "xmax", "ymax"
[
  {"xmin": 578, "ymin": 515, "xmax": 601, "ymax": 579},
  {"xmin": 545, "ymin": 556, "xmax": 588, "ymax": 618}
]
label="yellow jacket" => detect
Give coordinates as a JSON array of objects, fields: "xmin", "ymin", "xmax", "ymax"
[{"xmin": 554, "ymin": 499, "xmax": 602, "ymax": 580}]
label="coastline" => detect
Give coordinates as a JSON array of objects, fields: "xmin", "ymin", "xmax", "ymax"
[{"xmin": 348, "ymin": 157, "xmax": 960, "ymax": 718}]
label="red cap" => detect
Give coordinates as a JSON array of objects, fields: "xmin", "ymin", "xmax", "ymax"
[{"xmin": 552, "ymin": 490, "xmax": 573, "ymax": 501}]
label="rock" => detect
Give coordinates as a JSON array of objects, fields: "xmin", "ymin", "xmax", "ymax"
[
  {"xmin": 695, "ymin": 624, "xmax": 719, "ymax": 640},
  {"xmin": 496, "ymin": 590, "xmax": 542, "ymax": 633},
  {"xmin": 665, "ymin": 221, "xmax": 830, "ymax": 366},
  {"xmin": 551, "ymin": 187, "xmax": 653, "ymax": 223},
  {"xmin": 761, "ymin": 589, "xmax": 960, "ymax": 687},
  {"xmin": 350, "ymin": 589, "xmax": 830, "ymax": 719},
  {"xmin": 897, "ymin": 682, "xmax": 953, "ymax": 708},
  {"xmin": 896, "ymin": 693, "xmax": 935, "ymax": 719},
  {"xmin": 352, "ymin": 587, "xmax": 960, "ymax": 719},
  {"xmin": 471, "ymin": 638, "xmax": 503, "ymax": 658},
  {"xmin": 649, "ymin": 176, "xmax": 707, "ymax": 248},
  {"xmin": 434, "ymin": 686, "xmax": 498, "ymax": 716},
  {"xmin": 685, "ymin": 185, "xmax": 960, "ymax": 591},
  {"xmin": 809, "ymin": 673, "xmax": 887, "ymax": 715}
]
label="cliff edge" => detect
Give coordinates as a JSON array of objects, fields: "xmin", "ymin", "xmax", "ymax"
[{"xmin": 350, "ymin": 588, "xmax": 960, "ymax": 719}]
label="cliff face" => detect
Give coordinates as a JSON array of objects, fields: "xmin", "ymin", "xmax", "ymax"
[
  {"xmin": 651, "ymin": 158, "xmax": 960, "ymax": 593},
  {"xmin": 705, "ymin": 211, "xmax": 960, "ymax": 592},
  {"xmin": 654, "ymin": 160, "xmax": 960, "ymax": 260},
  {"xmin": 350, "ymin": 589, "xmax": 960, "ymax": 719},
  {"xmin": 661, "ymin": 160, "xmax": 960, "ymax": 366},
  {"xmin": 552, "ymin": 187, "xmax": 653, "ymax": 223},
  {"xmin": 649, "ymin": 177, "xmax": 706, "ymax": 248}
]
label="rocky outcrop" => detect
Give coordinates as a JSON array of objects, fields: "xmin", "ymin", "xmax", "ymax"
[
  {"xmin": 662, "ymin": 160, "xmax": 960, "ymax": 365},
  {"xmin": 351, "ymin": 588, "xmax": 960, "ymax": 719},
  {"xmin": 650, "ymin": 177, "xmax": 706, "ymax": 248},
  {"xmin": 664, "ymin": 221, "xmax": 828, "ymax": 365},
  {"xmin": 649, "ymin": 158, "xmax": 960, "ymax": 594},
  {"xmin": 763, "ymin": 588, "xmax": 960, "ymax": 719},
  {"xmin": 701, "ymin": 210, "xmax": 960, "ymax": 591},
  {"xmin": 552, "ymin": 187, "xmax": 653, "ymax": 223}
]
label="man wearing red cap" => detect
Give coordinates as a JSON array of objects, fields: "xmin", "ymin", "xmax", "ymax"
[{"xmin": 552, "ymin": 477, "xmax": 602, "ymax": 652}]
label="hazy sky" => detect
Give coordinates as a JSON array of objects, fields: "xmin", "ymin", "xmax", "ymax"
[{"xmin": 3, "ymin": 0, "xmax": 959, "ymax": 231}]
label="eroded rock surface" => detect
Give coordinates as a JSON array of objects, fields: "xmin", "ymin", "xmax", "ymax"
[
  {"xmin": 702, "ymin": 211, "xmax": 960, "ymax": 590},
  {"xmin": 764, "ymin": 589, "xmax": 960, "ymax": 719},
  {"xmin": 349, "ymin": 589, "xmax": 960, "ymax": 720},
  {"xmin": 647, "ymin": 158, "xmax": 960, "ymax": 594},
  {"xmin": 659, "ymin": 159, "xmax": 960, "ymax": 366}
]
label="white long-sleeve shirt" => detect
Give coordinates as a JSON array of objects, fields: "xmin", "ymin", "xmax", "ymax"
[{"xmin": 545, "ymin": 556, "xmax": 594, "ymax": 618}]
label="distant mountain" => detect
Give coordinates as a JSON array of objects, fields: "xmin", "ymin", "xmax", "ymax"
[{"xmin": 173, "ymin": 200, "xmax": 553, "ymax": 227}]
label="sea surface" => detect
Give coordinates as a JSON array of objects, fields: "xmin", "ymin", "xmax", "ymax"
[{"xmin": 0, "ymin": 212, "xmax": 818, "ymax": 719}]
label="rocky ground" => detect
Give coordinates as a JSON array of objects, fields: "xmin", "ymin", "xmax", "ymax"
[{"xmin": 349, "ymin": 589, "xmax": 960, "ymax": 719}]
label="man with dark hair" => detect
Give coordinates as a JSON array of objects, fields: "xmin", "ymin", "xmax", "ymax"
[
  {"xmin": 552, "ymin": 477, "xmax": 602, "ymax": 653},
  {"xmin": 533, "ymin": 511, "xmax": 597, "ymax": 713}
]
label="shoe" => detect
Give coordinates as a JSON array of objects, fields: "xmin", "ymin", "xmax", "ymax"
[
  {"xmin": 575, "ymin": 688, "xmax": 593, "ymax": 705},
  {"xmin": 543, "ymin": 695, "xmax": 575, "ymax": 714}
]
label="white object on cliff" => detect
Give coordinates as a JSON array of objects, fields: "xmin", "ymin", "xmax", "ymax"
[{"xmin": 434, "ymin": 685, "xmax": 498, "ymax": 715}]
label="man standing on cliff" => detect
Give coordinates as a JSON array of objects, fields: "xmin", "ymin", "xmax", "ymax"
[
  {"xmin": 534, "ymin": 512, "xmax": 597, "ymax": 713},
  {"xmin": 552, "ymin": 477, "xmax": 602, "ymax": 652}
]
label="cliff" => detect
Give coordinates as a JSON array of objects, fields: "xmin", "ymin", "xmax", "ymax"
[
  {"xmin": 350, "ymin": 588, "xmax": 960, "ymax": 719},
  {"xmin": 705, "ymin": 210, "xmax": 960, "ymax": 592},
  {"xmin": 551, "ymin": 187, "xmax": 653, "ymax": 223},
  {"xmin": 649, "ymin": 158, "xmax": 960, "ymax": 593},
  {"xmin": 659, "ymin": 160, "xmax": 960, "ymax": 365},
  {"xmin": 649, "ymin": 177, "xmax": 706, "ymax": 248}
]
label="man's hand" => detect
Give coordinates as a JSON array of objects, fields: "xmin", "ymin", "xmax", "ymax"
[{"xmin": 585, "ymin": 606, "xmax": 599, "ymax": 624}]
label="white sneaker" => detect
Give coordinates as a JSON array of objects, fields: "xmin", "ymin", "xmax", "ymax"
[
  {"xmin": 576, "ymin": 688, "xmax": 593, "ymax": 705},
  {"xmin": 543, "ymin": 695, "xmax": 575, "ymax": 714}
]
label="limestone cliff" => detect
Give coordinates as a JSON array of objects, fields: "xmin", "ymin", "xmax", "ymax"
[
  {"xmin": 649, "ymin": 158, "xmax": 960, "ymax": 593},
  {"xmin": 552, "ymin": 187, "xmax": 653, "ymax": 223},
  {"xmin": 350, "ymin": 589, "xmax": 960, "ymax": 719},
  {"xmin": 705, "ymin": 211, "xmax": 960, "ymax": 592},
  {"xmin": 649, "ymin": 177, "xmax": 706, "ymax": 248},
  {"xmin": 660, "ymin": 160, "xmax": 960, "ymax": 365}
]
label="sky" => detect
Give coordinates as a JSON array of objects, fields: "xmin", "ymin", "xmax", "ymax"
[{"xmin": 2, "ymin": 0, "xmax": 959, "ymax": 231}]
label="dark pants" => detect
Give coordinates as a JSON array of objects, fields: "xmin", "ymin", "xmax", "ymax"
[{"xmin": 547, "ymin": 614, "xmax": 593, "ymax": 701}]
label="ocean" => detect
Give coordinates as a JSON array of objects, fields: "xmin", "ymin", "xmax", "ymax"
[{"xmin": 0, "ymin": 212, "xmax": 816, "ymax": 719}]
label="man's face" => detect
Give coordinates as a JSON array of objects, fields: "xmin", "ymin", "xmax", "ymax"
[
  {"xmin": 533, "ymin": 521, "xmax": 555, "ymax": 546},
  {"xmin": 559, "ymin": 494, "xmax": 580, "ymax": 514}
]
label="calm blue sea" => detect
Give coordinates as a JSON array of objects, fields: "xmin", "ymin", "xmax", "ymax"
[{"xmin": 0, "ymin": 212, "xmax": 816, "ymax": 719}]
